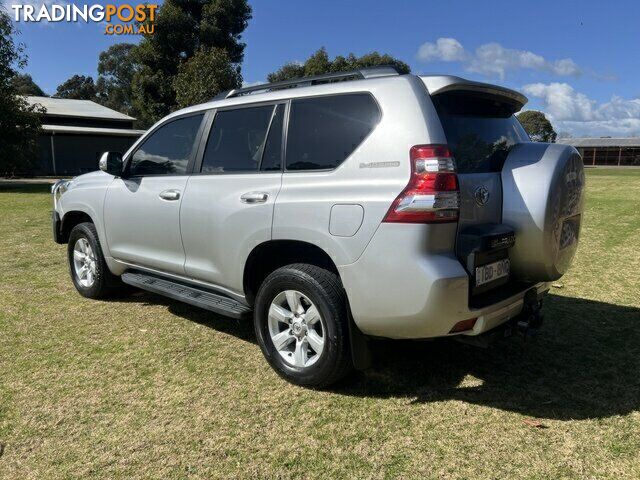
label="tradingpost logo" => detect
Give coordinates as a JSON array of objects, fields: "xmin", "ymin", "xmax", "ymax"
[{"xmin": 10, "ymin": 2, "xmax": 159, "ymax": 35}]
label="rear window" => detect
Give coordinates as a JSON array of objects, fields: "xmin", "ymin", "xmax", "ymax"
[
  {"xmin": 433, "ymin": 91, "xmax": 529, "ymax": 173},
  {"xmin": 285, "ymin": 94, "xmax": 380, "ymax": 171}
]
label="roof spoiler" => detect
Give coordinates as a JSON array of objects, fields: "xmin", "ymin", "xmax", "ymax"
[
  {"xmin": 218, "ymin": 66, "xmax": 401, "ymax": 100},
  {"xmin": 420, "ymin": 75, "xmax": 528, "ymax": 111}
]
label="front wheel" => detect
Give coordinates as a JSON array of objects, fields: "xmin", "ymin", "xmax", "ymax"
[
  {"xmin": 254, "ymin": 264, "xmax": 353, "ymax": 388},
  {"xmin": 67, "ymin": 222, "xmax": 121, "ymax": 299}
]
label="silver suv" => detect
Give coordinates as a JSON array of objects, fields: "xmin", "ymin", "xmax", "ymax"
[{"xmin": 51, "ymin": 67, "xmax": 585, "ymax": 387}]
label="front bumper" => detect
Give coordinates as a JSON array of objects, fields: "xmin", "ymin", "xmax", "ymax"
[
  {"xmin": 51, "ymin": 179, "xmax": 68, "ymax": 244},
  {"xmin": 52, "ymin": 210, "xmax": 64, "ymax": 244}
]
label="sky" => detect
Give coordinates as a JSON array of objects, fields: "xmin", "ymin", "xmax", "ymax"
[{"xmin": 4, "ymin": 0, "xmax": 640, "ymax": 137}]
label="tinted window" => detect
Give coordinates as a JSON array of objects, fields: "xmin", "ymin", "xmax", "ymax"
[
  {"xmin": 201, "ymin": 105, "xmax": 275, "ymax": 173},
  {"xmin": 129, "ymin": 114, "xmax": 203, "ymax": 176},
  {"xmin": 260, "ymin": 104, "xmax": 284, "ymax": 171},
  {"xmin": 433, "ymin": 92, "xmax": 529, "ymax": 173},
  {"xmin": 286, "ymin": 94, "xmax": 380, "ymax": 171}
]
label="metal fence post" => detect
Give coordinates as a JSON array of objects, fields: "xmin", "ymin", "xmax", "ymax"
[{"xmin": 50, "ymin": 133, "xmax": 57, "ymax": 176}]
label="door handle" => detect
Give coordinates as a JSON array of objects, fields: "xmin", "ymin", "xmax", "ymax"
[
  {"xmin": 159, "ymin": 189, "xmax": 181, "ymax": 201},
  {"xmin": 240, "ymin": 191, "xmax": 269, "ymax": 204}
]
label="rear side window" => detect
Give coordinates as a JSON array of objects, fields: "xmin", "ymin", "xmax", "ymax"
[
  {"xmin": 129, "ymin": 114, "xmax": 203, "ymax": 176},
  {"xmin": 201, "ymin": 105, "xmax": 275, "ymax": 173},
  {"xmin": 433, "ymin": 92, "xmax": 529, "ymax": 173},
  {"xmin": 285, "ymin": 94, "xmax": 380, "ymax": 171}
]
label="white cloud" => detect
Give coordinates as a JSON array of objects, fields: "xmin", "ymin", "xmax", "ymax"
[
  {"xmin": 522, "ymin": 83, "xmax": 596, "ymax": 121},
  {"xmin": 417, "ymin": 38, "xmax": 467, "ymax": 62},
  {"xmin": 522, "ymin": 82, "xmax": 640, "ymax": 137},
  {"xmin": 416, "ymin": 38, "xmax": 581, "ymax": 80}
]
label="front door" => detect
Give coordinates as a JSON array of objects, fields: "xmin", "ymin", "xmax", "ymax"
[
  {"xmin": 104, "ymin": 113, "xmax": 205, "ymax": 275},
  {"xmin": 180, "ymin": 103, "xmax": 285, "ymax": 293}
]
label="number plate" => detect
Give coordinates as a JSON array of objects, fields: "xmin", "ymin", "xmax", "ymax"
[{"xmin": 475, "ymin": 259, "xmax": 510, "ymax": 287}]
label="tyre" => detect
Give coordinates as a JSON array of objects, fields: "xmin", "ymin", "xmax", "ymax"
[
  {"xmin": 67, "ymin": 222, "xmax": 121, "ymax": 299},
  {"xmin": 254, "ymin": 263, "xmax": 353, "ymax": 387}
]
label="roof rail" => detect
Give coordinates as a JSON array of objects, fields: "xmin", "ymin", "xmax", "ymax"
[{"xmin": 223, "ymin": 66, "xmax": 400, "ymax": 99}]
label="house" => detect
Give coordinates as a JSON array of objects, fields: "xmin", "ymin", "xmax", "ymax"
[{"xmin": 25, "ymin": 96, "xmax": 145, "ymax": 176}]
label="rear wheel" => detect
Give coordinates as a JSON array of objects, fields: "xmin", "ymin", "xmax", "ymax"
[
  {"xmin": 67, "ymin": 222, "xmax": 121, "ymax": 299},
  {"xmin": 254, "ymin": 263, "xmax": 352, "ymax": 387}
]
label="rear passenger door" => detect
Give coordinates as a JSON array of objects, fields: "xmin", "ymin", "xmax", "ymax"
[
  {"xmin": 272, "ymin": 94, "xmax": 381, "ymax": 257},
  {"xmin": 180, "ymin": 103, "xmax": 285, "ymax": 293}
]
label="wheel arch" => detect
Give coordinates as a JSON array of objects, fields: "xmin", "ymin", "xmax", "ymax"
[
  {"xmin": 243, "ymin": 240, "xmax": 339, "ymax": 306},
  {"xmin": 59, "ymin": 210, "xmax": 95, "ymax": 244}
]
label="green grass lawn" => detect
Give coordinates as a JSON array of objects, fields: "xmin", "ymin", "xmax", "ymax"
[{"xmin": 1, "ymin": 169, "xmax": 639, "ymax": 479}]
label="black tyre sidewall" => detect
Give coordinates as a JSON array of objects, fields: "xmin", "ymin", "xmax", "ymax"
[
  {"xmin": 67, "ymin": 222, "xmax": 114, "ymax": 299},
  {"xmin": 254, "ymin": 265, "xmax": 349, "ymax": 387}
]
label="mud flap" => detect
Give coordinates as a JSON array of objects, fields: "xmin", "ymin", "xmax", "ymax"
[{"xmin": 348, "ymin": 309, "xmax": 372, "ymax": 370}]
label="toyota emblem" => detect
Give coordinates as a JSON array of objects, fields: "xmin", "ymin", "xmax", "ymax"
[{"xmin": 474, "ymin": 186, "xmax": 490, "ymax": 206}]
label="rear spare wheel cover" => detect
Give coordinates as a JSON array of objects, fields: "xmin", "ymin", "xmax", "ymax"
[{"xmin": 501, "ymin": 143, "xmax": 585, "ymax": 282}]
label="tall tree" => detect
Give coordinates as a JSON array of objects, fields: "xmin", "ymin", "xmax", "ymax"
[
  {"xmin": 517, "ymin": 110, "xmax": 557, "ymax": 143},
  {"xmin": 11, "ymin": 73, "xmax": 45, "ymax": 96},
  {"xmin": 267, "ymin": 47, "xmax": 411, "ymax": 82},
  {"xmin": 0, "ymin": 11, "xmax": 44, "ymax": 176},
  {"xmin": 96, "ymin": 43, "xmax": 137, "ymax": 116},
  {"xmin": 132, "ymin": 0, "xmax": 251, "ymax": 127},
  {"xmin": 55, "ymin": 75, "xmax": 97, "ymax": 100},
  {"xmin": 173, "ymin": 47, "xmax": 241, "ymax": 108}
]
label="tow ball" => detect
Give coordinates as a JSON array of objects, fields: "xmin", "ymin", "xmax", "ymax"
[{"xmin": 515, "ymin": 289, "xmax": 544, "ymax": 338}]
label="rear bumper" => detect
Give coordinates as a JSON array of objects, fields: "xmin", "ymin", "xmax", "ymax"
[{"xmin": 338, "ymin": 223, "xmax": 549, "ymax": 339}]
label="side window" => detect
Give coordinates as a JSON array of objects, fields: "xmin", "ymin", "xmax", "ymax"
[
  {"xmin": 285, "ymin": 94, "xmax": 380, "ymax": 171},
  {"xmin": 201, "ymin": 105, "xmax": 275, "ymax": 173},
  {"xmin": 260, "ymin": 104, "xmax": 284, "ymax": 172},
  {"xmin": 129, "ymin": 114, "xmax": 203, "ymax": 176}
]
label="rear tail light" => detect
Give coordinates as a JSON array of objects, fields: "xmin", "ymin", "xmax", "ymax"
[{"xmin": 383, "ymin": 145, "xmax": 459, "ymax": 223}]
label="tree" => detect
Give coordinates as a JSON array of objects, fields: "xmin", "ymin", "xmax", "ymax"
[
  {"xmin": 132, "ymin": 0, "xmax": 252, "ymax": 126},
  {"xmin": 266, "ymin": 63, "xmax": 304, "ymax": 83},
  {"xmin": 267, "ymin": 47, "xmax": 411, "ymax": 82},
  {"xmin": 55, "ymin": 74, "xmax": 97, "ymax": 100},
  {"xmin": 0, "ymin": 10, "xmax": 44, "ymax": 176},
  {"xmin": 173, "ymin": 47, "xmax": 241, "ymax": 108},
  {"xmin": 96, "ymin": 43, "xmax": 137, "ymax": 116},
  {"xmin": 11, "ymin": 73, "xmax": 45, "ymax": 96},
  {"xmin": 517, "ymin": 110, "xmax": 557, "ymax": 143}
]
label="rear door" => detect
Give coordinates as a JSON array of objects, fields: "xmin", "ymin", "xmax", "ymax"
[
  {"xmin": 431, "ymin": 91, "xmax": 530, "ymax": 229},
  {"xmin": 431, "ymin": 91, "xmax": 530, "ymax": 293},
  {"xmin": 179, "ymin": 102, "xmax": 285, "ymax": 292}
]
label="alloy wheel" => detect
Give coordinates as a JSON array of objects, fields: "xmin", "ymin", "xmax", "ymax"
[
  {"xmin": 267, "ymin": 290, "xmax": 325, "ymax": 368},
  {"xmin": 73, "ymin": 238, "xmax": 97, "ymax": 288}
]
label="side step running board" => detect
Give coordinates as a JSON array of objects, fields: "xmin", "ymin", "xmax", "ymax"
[{"xmin": 121, "ymin": 272, "xmax": 252, "ymax": 319}]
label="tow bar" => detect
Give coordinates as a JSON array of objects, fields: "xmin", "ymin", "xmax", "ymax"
[
  {"xmin": 455, "ymin": 288, "xmax": 544, "ymax": 348},
  {"xmin": 515, "ymin": 288, "xmax": 544, "ymax": 337}
]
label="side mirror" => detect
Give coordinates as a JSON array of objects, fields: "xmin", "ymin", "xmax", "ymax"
[{"xmin": 99, "ymin": 151, "xmax": 123, "ymax": 176}]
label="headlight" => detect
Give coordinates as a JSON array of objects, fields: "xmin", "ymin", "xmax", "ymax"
[{"xmin": 52, "ymin": 180, "xmax": 70, "ymax": 208}]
